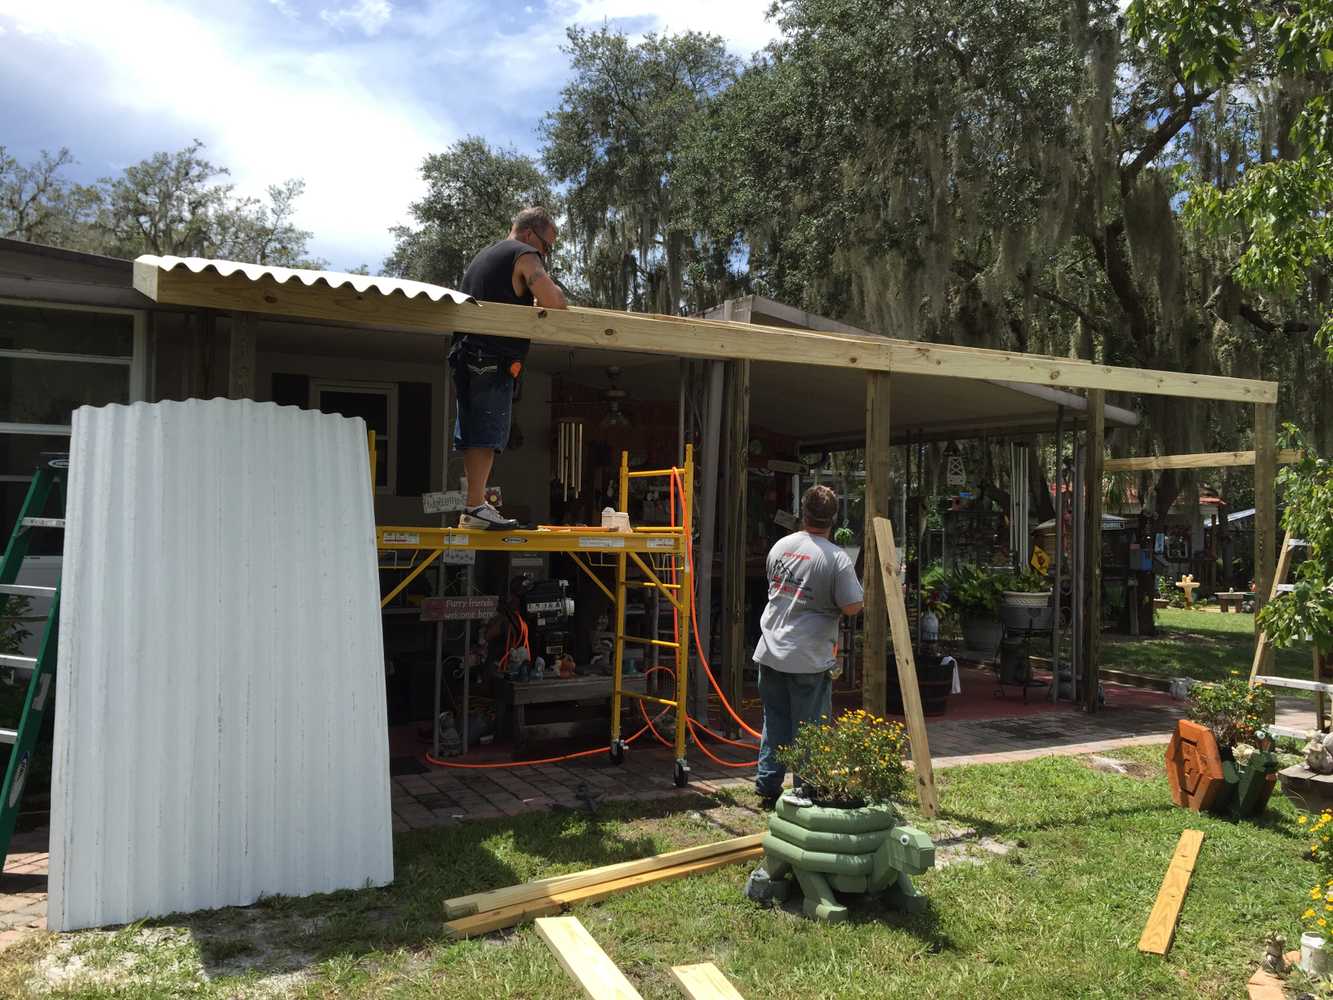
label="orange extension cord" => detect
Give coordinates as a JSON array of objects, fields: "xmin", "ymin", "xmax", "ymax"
[{"xmin": 423, "ymin": 466, "xmax": 762, "ymax": 770}]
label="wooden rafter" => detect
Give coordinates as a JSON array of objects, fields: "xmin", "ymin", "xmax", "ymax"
[
  {"xmin": 1104, "ymin": 450, "xmax": 1301, "ymax": 472},
  {"xmin": 133, "ymin": 260, "xmax": 1278, "ymax": 404}
]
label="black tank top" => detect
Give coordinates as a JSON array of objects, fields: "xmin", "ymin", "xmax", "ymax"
[{"xmin": 453, "ymin": 238, "xmax": 538, "ymax": 360}]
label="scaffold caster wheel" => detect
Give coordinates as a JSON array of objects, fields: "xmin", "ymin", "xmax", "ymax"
[
  {"xmin": 609, "ymin": 741, "xmax": 626, "ymax": 766},
  {"xmin": 673, "ymin": 760, "xmax": 690, "ymax": 788}
]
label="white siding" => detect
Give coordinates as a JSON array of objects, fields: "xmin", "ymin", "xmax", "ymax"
[{"xmin": 48, "ymin": 398, "xmax": 393, "ymax": 930}]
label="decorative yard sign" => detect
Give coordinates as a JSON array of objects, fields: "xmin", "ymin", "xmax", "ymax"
[
  {"xmin": 420, "ymin": 596, "xmax": 499, "ymax": 622},
  {"xmin": 422, "ymin": 491, "xmax": 465, "ymax": 514}
]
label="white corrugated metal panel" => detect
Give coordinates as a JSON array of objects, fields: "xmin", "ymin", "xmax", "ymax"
[
  {"xmin": 49, "ymin": 399, "xmax": 393, "ymax": 930},
  {"xmin": 136, "ymin": 254, "xmax": 471, "ymax": 304}
]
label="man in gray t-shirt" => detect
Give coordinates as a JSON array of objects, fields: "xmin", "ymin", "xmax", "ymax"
[{"xmin": 753, "ymin": 485, "xmax": 864, "ymax": 805}]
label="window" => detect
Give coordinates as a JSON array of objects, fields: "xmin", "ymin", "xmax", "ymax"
[
  {"xmin": 313, "ymin": 381, "xmax": 396, "ymax": 492},
  {"xmin": 0, "ymin": 303, "xmax": 138, "ymax": 554}
]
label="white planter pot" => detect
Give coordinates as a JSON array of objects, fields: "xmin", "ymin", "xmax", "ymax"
[{"xmin": 1301, "ymin": 932, "xmax": 1328, "ymax": 977}]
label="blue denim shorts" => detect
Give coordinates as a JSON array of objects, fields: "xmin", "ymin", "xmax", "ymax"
[{"xmin": 453, "ymin": 363, "xmax": 514, "ymax": 453}]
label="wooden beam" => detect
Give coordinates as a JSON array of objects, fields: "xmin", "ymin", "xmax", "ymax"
[
  {"xmin": 446, "ymin": 847, "xmax": 762, "ymax": 937},
  {"xmin": 443, "ymin": 833, "xmax": 764, "ymax": 919},
  {"xmin": 535, "ymin": 916, "xmax": 644, "ymax": 1000},
  {"xmin": 1248, "ymin": 530, "xmax": 1296, "ymax": 683},
  {"xmin": 872, "ymin": 516, "xmax": 940, "ymax": 817},
  {"xmin": 1137, "ymin": 829, "xmax": 1205, "ymax": 956},
  {"xmin": 134, "ymin": 260, "xmax": 1278, "ymax": 404},
  {"xmin": 721, "ymin": 360, "xmax": 750, "ymax": 720},
  {"xmin": 1104, "ymin": 449, "xmax": 1301, "ymax": 472},
  {"xmin": 226, "ymin": 311, "xmax": 256, "ymax": 399},
  {"xmin": 671, "ymin": 963, "xmax": 746, "ymax": 1000},
  {"xmin": 1254, "ymin": 404, "xmax": 1278, "ymax": 614},
  {"xmin": 863, "ymin": 373, "xmax": 892, "ymax": 716},
  {"xmin": 1083, "ymin": 390, "xmax": 1104, "ymax": 713}
]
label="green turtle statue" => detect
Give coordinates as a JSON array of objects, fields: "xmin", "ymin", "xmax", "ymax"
[{"xmin": 745, "ymin": 791, "xmax": 935, "ymax": 922}]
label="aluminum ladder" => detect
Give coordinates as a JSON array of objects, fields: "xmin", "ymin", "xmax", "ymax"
[{"xmin": 0, "ymin": 456, "xmax": 65, "ymax": 866}]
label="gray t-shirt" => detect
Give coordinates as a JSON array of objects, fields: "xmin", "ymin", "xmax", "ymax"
[{"xmin": 753, "ymin": 531, "xmax": 864, "ymax": 675}]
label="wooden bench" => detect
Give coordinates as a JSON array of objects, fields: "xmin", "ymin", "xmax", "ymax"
[
  {"xmin": 498, "ymin": 674, "xmax": 648, "ymax": 751},
  {"xmin": 1217, "ymin": 591, "xmax": 1248, "ymax": 613}
]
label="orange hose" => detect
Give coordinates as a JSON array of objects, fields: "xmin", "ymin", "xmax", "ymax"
[{"xmin": 424, "ymin": 721, "xmax": 652, "ymax": 769}]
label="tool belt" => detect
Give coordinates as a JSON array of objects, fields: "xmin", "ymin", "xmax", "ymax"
[{"xmin": 450, "ymin": 344, "xmax": 523, "ymax": 398}]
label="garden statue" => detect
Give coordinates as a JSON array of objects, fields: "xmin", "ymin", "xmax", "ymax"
[
  {"xmin": 1262, "ymin": 932, "xmax": 1288, "ymax": 974},
  {"xmin": 747, "ymin": 792, "xmax": 935, "ymax": 922},
  {"xmin": 1306, "ymin": 733, "xmax": 1333, "ymax": 775},
  {"xmin": 1175, "ymin": 574, "xmax": 1200, "ymax": 607},
  {"xmin": 745, "ymin": 710, "xmax": 936, "ymax": 922}
]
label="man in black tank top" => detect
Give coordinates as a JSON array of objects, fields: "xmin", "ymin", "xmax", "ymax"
[{"xmin": 451, "ymin": 206, "xmax": 567, "ymax": 530}]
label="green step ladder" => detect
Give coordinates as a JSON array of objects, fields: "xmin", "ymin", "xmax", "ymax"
[{"xmin": 0, "ymin": 456, "xmax": 66, "ymax": 867}]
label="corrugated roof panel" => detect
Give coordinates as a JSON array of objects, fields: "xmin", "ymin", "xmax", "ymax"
[
  {"xmin": 48, "ymin": 399, "xmax": 393, "ymax": 930},
  {"xmin": 136, "ymin": 254, "xmax": 472, "ymax": 304}
]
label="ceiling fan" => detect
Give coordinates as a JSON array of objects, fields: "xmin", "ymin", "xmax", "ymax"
[{"xmin": 550, "ymin": 366, "xmax": 634, "ymax": 428}]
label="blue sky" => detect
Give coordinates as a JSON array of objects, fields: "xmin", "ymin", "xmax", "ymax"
[{"xmin": 0, "ymin": 0, "xmax": 779, "ymax": 270}]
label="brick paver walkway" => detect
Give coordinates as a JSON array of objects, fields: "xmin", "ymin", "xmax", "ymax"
[{"xmin": 1, "ymin": 691, "xmax": 1311, "ymax": 951}]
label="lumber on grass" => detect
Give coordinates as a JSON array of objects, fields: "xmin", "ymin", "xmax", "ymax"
[
  {"xmin": 445, "ymin": 846, "xmax": 763, "ymax": 938},
  {"xmin": 535, "ymin": 916, "xmax": 643, "ymax": 1000},
  {"xmin": 872, "ymin": 516, "xmax": 940, "ymax": 817},
  {"xmin": 443, "ymin": 833, "xmax": 764, "ymax": 919},
  {"xmin": 671, "ymin": 962, "xmax": 746, "ymax": 1000},
  {"xmin": 1138, "ymin": 830, "xmax": 1205, "ymax": 956}
]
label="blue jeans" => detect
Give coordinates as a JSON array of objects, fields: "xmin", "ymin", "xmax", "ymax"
[
  {"xmin": 452, "ymin": 362, "xmax": 515, "ymax": 453},
  {"xmin": 755, "ymin": 663, "xmax": 833, "ymax": 798}
]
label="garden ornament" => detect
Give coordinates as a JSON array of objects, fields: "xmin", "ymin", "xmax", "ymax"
[
  {"xmin": 747, "ymin": 792, "xmax": 936, "ymax": 922},
  {"xmin": 1305, "ymin": 732, "xmax": 1333, "ymax": 775},
  {"xmin": 1262, "ymin": 932, "xmax": 1288, "ymax": 974},
  {"xmin": 1175, "ymin": 574, "xmax": 1200, "ymax": 607}
]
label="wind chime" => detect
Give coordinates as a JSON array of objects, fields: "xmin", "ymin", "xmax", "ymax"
[
  {"xmin": 943, "ymin": 441, "xmax": 967, "ymax": 488},
  {"xmin": 556, "ymin": 418, "xmax": 583, "ymax": 501}
]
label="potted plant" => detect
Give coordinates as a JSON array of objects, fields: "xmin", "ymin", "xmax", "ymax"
[
  {"xmin": 745, "ymin": 710, "xmax": 936, "ymax": 922},
  {"xmin": 999, "ymin": 568, "xmax": 1055, "ymax": 631},
  {"xmin": 1299, "ymin": 872, "xmax": 1333, "ymax": 976},
  {"xmin": 1165, "ymin": 673, "xmax": 1279, "ymax": 817},
  {"xmin": 942, "ymin": 564, "xmax": 1009, "ymax": 653}
]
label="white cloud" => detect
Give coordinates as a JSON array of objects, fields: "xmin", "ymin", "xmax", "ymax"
[
  {"xmin": 319, "ymin": 0, "xmax": 392, "ymax": 37},
  {"xmin": 572, "ymin": 0, "xmax": 780, "ymax": 57},
  {"xmin": 268, "ymin": 0, "xmax": 298, "ymax": 19},
  {"xmin": 0, "ymin": 0, "xmax": 445, "ymax": 268}
]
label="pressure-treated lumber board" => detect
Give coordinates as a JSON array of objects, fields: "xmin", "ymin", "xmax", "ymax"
[
  {"xmin": 671, "ymin": 963, "xmax": 746, "ymax": 1000},
  {"xmin": 443, "ymin": 834, "xmax": 763, "ymax": 919},
  {"xmin": 1084, "ymin": 389, "xmax": 1105, "ymax": 714},
  {"xmin": 1249, "ymin": 530, "xmax": 1296, "ymax": 683},
  {"xmin": 133, "ymin": 260, "xmax": 1278, "ymax": 403},
  {"xmin": 535, "ymin": 916, "xmax": 643, "ymax": 1000},
  {"xmin": 872, "ymin": 516, "xmax": 939, "ymax": 817},
  {"xmin": 445, "ymin": 846, "xmax": 763, "ymax": 937},
  {"xmin": 1104, "ymin": 449, "xmax": 1302, "ymax": 472},
  {"xmin": 1254, "ymin": 403, "xmax": 1279, "ymax": 610},
  {"xmin": 1137, "ymin": 829, "xmax": 1205, "ymax": 955}
]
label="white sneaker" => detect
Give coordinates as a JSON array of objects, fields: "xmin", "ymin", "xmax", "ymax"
[{"xmin": 459, "ymin": 503, "xmax": 518, "ymax": 531}]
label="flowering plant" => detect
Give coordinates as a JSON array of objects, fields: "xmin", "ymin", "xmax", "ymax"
[
  {"xmin": 1299, "ymin": 809, "xmax": 1333, "ymax": 871},
  {"xmin": 1301, "ymin": 874, "xmax": 1333, "ymax": 938},
  {"xmin": 778, "ymin": 709, "xmax": 910, "ymax": 806},
  {"xmin": 1186, "ymin": 673, "xmax": 1275, "ymax": 749}
]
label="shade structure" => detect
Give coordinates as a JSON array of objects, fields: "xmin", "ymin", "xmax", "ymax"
[{"xmin": 48, "ymin": 398, "xmax": 393, "ymax": 930}]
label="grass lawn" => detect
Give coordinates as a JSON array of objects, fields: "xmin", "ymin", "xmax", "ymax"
[
  {"xmin": 1102, "ymin": 607, "xmax": 1314, "ymax": 684},
  {"xmin": 2, "ymin": 747, "xmax": 1325, "ymax": 999}
]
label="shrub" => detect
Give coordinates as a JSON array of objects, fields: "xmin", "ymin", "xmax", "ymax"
[
  {"xmin": 1186, "ymin": 673, "xmax": 1275, "ymax": 748},
  {"xmin": 777, "ymin": 709, "xmax": 910, "ymax": 806}
]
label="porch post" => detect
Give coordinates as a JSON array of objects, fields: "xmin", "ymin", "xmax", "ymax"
[
  {"xmin": 1082, "ymin": 389, "xmax": 1104, "ymax": 713},
  {"xmin": 721, "ymin": 359, "xmax": 751, "ymax": 721},
  {"xmin": 1254, "ymin": 403, "xmax": 1278, "ymax": 612},
  {"xmin": 227, "ymin": 311, "xmax": 256, "ymax": 400},
  {"xmin": 863, "ymin": 371, "xmax": 892, "ymax": 715}
]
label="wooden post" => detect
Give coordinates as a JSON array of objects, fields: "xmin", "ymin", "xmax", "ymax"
[
  {"xmin": 227, "ymin": 311, "xmax": 256, "ymax": 400},
  {"xmin": 1083, "ymin": 389, "xmax": 1104, "ymax": 713},
  {"xmin": 872, "ymin": 517, "xmax": 939, "ymax": 817},
  {"xmin": 863, "ymin": 372, "xmax": 892, "ymax": 715},
  {"xmin": 721, "ymin": 359, "xmax": 751, "ymax": 720},
  {"xmin": 1254, "ymin": 403, "xmax": 1277, "ymax": 612}
]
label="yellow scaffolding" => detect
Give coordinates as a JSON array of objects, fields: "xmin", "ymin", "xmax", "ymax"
[{"xmin": 374, "ymin": 446, "xmax": 695, "ymax": 786}]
